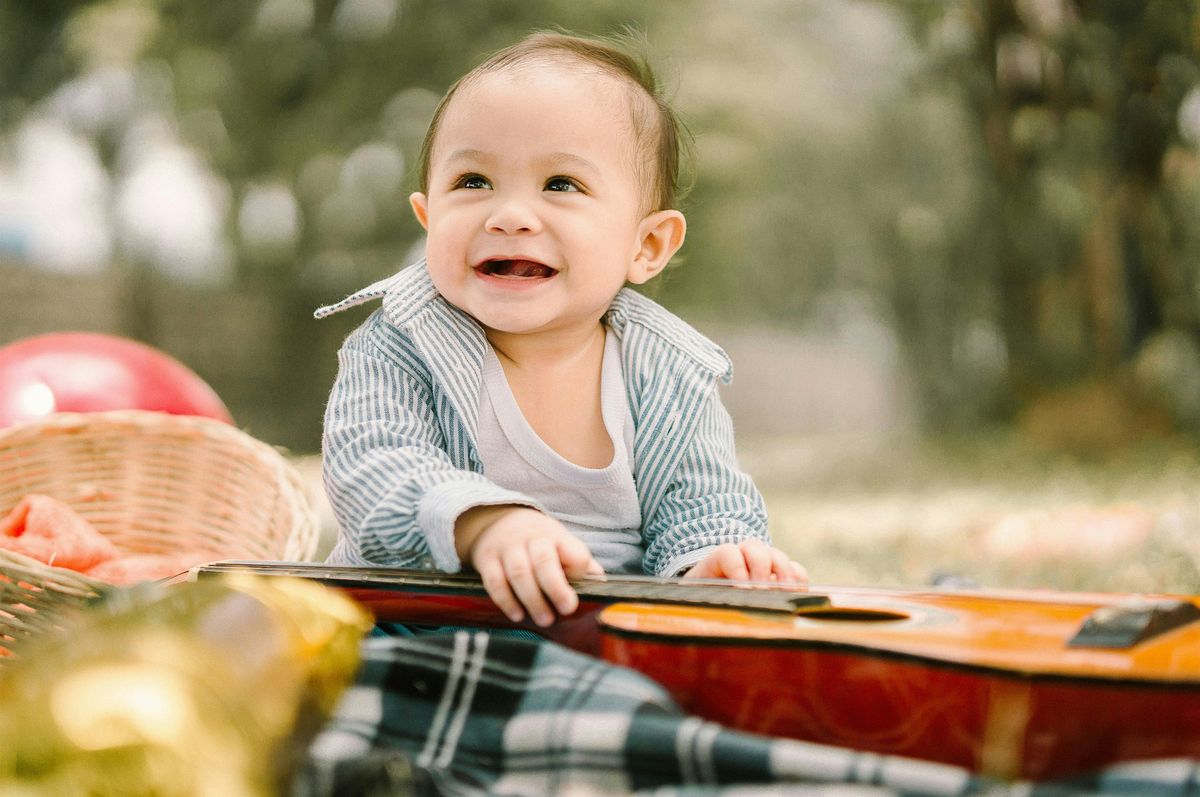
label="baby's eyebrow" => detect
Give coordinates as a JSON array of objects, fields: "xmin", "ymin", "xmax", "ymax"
[
  {"xmin": 444, "ymin": 148, "xmax": 493, "ymax": 165},
  {"xmin": 543, "ymin": 152, "xmax": 600, "ymax": 175}
]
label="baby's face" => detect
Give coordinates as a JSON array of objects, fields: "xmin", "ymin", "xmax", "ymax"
[{"xmin": 411, "ymin": 64, "xmax": 662, "ymax": 340}]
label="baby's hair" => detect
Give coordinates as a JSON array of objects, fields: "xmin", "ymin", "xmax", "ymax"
[{"xmin": 417, "ymin": 30, "xmax": 692, "ymax": 212}]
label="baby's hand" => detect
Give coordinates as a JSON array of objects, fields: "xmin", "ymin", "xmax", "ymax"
[
  {"xmin": 455, "ymin": 505, "xmax": 603, "ymax": 627},
  {"xmin": 682, "ymin": 539, "xmax": 807, "ymax": 587}
]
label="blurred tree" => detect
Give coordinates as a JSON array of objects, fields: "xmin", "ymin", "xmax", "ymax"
[
  {"xmin": 908, "ymin": 0, "xmax": 1200, "ymax": 441},
  {"xmin": 664, "ymin": 1, "xmax": 997, "ymax": 428},
  {"xmin": 0, "ymin": 2, "xmax": 73, "ymax": 103}
]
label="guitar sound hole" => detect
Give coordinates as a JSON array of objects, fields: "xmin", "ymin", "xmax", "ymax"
[{"xmin": 799, "ymin": 608, "xmax": 908, "ymax": 623}]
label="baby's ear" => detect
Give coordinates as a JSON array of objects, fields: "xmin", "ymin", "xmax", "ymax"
[
  {"xmin": 409, "ymin": 192, "xmax": 430, "ymax": 230},
  {"xmin": 628, "ymin": 209, "xmax": 686, "ymax": 285}
]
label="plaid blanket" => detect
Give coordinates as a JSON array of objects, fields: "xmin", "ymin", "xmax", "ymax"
[{"xmin": 294, "ymin": 631, "xmax": 1200, "ymax": 796}]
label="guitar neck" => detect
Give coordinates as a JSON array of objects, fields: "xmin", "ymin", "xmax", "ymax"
[{"xmin": 193, "ymin": 560, "xmax": 825, "ymax": 614}]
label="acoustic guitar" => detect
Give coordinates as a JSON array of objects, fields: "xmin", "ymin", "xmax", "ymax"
[{"xmin": 190, "ymin": 561, "xmax": 1200, "ymax": 781}]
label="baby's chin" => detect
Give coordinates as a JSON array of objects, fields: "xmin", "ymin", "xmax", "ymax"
[
  {"xmin": 474, "ymin": 309, "xmax": 605, "ymax": 341},
  {"xmin": 477, "ymin": 314, "xmax": 559, "ymax": 337}
]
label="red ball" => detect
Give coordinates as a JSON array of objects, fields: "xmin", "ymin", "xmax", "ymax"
[{"xmin": 0, "ymin": 332, "xmax": 233, "ymax": 428}]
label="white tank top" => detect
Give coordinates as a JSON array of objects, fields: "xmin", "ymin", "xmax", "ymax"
[{"xmin": 476, "ymin": 329, "xmax": 645, "ymax": 574}]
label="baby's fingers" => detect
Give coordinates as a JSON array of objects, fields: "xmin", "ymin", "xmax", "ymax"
[
  {"xmin": 530, "ymin": 537, "xmax": 582, "ymax": 619},
  {"xmin": 505, "ymin": 543, "xmax": 557, "ymax": 627},
  {"xmin": 712, "ymin": 543, "xmax": 751, "ymax": 580},
  {"xmin": 768, "ymin": 547, "xmax": 799, "ymax": 584},
  {"xmin": 558, "ymin": 534, "xmax": 602, "ymax": 579},
  {"xmin": 739, "ymin": 539, "xmax": 774, "ymax": 582},
  {"xmin": 478, "ymin": 558, "xmax": 524, "ymax": 624}
]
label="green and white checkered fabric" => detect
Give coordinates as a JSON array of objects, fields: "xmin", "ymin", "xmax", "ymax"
[{"xmin": 294, "ymin": 631, "xmax": 1200, "ymax": 796}]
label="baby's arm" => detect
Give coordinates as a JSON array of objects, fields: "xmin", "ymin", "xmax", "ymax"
[
  {"xmin": 323, "ymin": 324, "xmax": 538, "ymax": 570},
  {"xmin": 642, "ymin": 391, "xmax": 806, "ymax": 580},
  {"xmin": 454, "ymin": 505, "xmax": 602, "ymax": 627}
]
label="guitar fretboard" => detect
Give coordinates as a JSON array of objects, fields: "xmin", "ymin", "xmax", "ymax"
[{"xmin": 195, "ymin": 560, "xmax": 826, "ymax": 614}]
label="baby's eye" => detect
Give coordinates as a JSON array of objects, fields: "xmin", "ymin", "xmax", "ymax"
[
  {"xmin": 455, "ymin": 174, "xmax": 491, "ymax": 190},
  {"xmin": 545, "ymin": 177, "xmax": 580, "ymax": 193}
]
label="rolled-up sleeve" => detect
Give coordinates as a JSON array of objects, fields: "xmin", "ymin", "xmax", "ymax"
[{"xmin": 640, "ymin": 391, "xmax": 769, "ymax": 577}]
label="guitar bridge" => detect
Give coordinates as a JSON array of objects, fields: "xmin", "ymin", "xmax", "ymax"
[{"xmin": 1068, "ymin": 598, "xmax": 1200, "ymax": 649}]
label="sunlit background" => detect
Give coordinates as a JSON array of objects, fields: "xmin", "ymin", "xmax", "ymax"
[{"xmin": 4, "ymin": 0, "xmax": 1200, "ymax": 590}]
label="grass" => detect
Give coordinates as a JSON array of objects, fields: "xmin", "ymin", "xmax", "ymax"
[{"xmin": 748, "ymin": 431, "xmax": 1200, "ymax": 595}]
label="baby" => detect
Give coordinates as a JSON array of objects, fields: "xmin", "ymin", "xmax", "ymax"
[{"xmin": 317, "ymin": 31, "xmax": 806, "ymax": 628}]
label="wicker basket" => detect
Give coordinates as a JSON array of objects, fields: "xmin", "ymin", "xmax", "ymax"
[
  {"xmin": 0, "ymin": 410, "xmax": 318, "ymax": 561},
  {"xmin": 0, "ymin": 410, "xmax": 319, "ymax": 658},
  {"xmin": 0, "ymin": 410, "xmax": 319, "ymax": 657}
]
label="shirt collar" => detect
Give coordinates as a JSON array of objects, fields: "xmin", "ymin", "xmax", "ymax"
[{"xmin": 315, "ymin": 259, "xmax": 734, "ymax": 383}]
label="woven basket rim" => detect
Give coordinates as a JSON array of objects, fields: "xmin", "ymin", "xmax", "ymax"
[
  {"xmin": 0, "ymin": 548, "xmax": 109, "ymax": 664},
  {"xmin": 0, "ymin": 547, "xmax": 110, "ymax": 596}
]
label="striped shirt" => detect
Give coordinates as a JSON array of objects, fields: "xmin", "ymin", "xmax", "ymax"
[{"xmin": 315, "ymin": 260, "xmax": 769, "ymax": 576}]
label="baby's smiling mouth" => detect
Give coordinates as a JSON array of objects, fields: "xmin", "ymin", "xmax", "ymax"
[{"xmin": 475, "ymin": 259, "xmax": 558, "ymax": 279}]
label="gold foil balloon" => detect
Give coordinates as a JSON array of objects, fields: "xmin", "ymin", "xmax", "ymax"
[{"xmin": 0, "ymin": 573, "xmax": 371, "ymax": 796}]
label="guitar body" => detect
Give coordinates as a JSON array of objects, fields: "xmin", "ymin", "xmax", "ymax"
[{"xmin": 597, "ymin": 588, "xmax": 1200, "ymax": 781}]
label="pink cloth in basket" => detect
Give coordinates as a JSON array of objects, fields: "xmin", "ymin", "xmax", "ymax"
[
  {"xmin": 0, "ymin": 495, "xmax": 206, "ymax": 585},
  {"xmin": 0, "ymin": 494, "xmax": 119, "ymax": 571}
]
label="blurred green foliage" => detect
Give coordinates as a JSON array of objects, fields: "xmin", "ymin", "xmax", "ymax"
[{"xmin": 2, "ymin": 0, "xmax": 1200, "ymax": 452}]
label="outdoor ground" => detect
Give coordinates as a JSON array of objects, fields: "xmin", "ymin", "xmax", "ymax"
[
  {"xmin": 746, "ymin": 432, "xmax": 1200, "ymax": 595},
  {"xmin": 295, "ymin": 432, "xmax": 1200, "ymax": 596}
]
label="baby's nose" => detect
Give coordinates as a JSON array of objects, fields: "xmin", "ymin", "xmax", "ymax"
[{"xmin": 485, "ymin": 197, "xmax": 541, "ymax": 234}]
